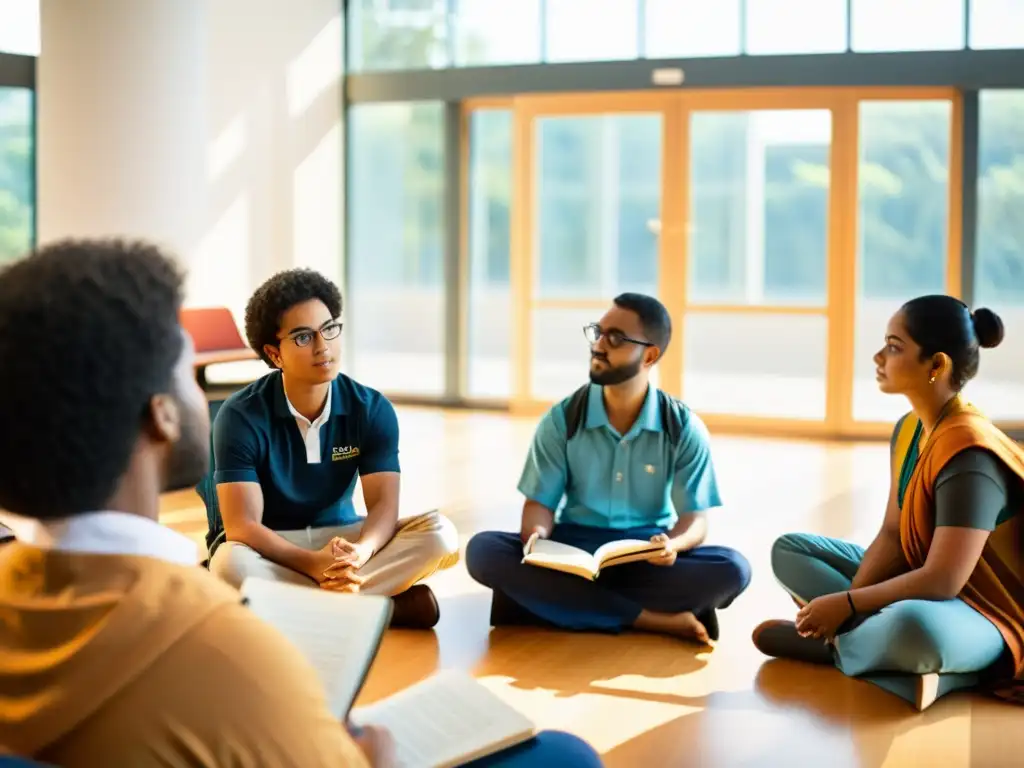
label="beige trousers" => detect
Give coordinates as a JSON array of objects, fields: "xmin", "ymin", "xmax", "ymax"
[{"xmin": 209, "ymin": 510, "xmax": 460, "ymax": 596}]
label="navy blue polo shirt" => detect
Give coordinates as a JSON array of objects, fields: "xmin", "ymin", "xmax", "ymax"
[{"xmin": 201, "ymin": 371, "xmax": 399, "ymax": 546}]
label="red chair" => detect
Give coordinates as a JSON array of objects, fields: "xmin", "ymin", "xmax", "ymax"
[{"xmin": 179, "ymin": 307, "xmax": 259, "ymax": 389}]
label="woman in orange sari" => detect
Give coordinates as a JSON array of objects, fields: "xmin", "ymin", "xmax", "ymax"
[{"xmin": 753, "ymin": 295, "xmax": 1024, "ymax": 710}]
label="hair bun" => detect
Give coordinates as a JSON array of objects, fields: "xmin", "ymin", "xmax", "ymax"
[{"xmin": 972, "ymin": 307, "xmax": 1004, "ymax": 349}]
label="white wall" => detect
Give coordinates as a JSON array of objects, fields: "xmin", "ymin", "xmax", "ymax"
[{"xmin": 37, "ymin": 0, "xmax": 344, "ymax": 323}]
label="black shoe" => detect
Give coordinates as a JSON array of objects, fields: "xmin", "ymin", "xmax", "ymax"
[
  {"xmin": 696, "ymin": 609, "xmax": 720, "ymax": 642},
  {"xmin": 752, "ymin": 620, "xmax": 834, "ymax": 665},
  {"xmin": 390, "ymin": 585, "xmax": 440, "ymax": 629}
]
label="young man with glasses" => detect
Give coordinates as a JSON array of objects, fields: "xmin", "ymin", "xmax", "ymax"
[
  {"xmin": 203, "ymin": 269, "xmax": 459, "ymax": 628},
  {"xmin": 466, "ymin": 293, "xmax": 751, "ymax": 643}
]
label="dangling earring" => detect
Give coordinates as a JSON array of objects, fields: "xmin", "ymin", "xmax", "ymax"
[{"xmin": 928, "ymin": 374, "xmax": 936, "ymax": 385}]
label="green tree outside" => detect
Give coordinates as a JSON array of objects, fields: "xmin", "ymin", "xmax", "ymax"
[{"xmin": 0, "ymin": 87, "xmax": 33, "ymax": 265}]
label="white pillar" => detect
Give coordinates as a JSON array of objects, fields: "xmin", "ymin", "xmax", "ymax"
[
  {"xmin": 37, "ymin": 0, "xmax": 207, "ymax": 260},
  {"xmin": 36, "ymin": 0, "xmax": 345, "ymax": 322}
]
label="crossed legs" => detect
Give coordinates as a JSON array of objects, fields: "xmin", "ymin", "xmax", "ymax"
[
  {"xmin": 764, "ymin": 532, "xmax": 1009, "ymax": 707},
  {"xmin": 466, "ymin": 523, "xmax": 751, "ymax": 641},
  {"xmin": 209, "ymin": 511, "xmax": 460, "ymax": 626}
]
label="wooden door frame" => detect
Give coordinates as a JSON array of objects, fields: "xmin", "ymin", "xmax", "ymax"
[{"xmin": 463, "ymin": 87, "xmax": 966, "ymax": 439}]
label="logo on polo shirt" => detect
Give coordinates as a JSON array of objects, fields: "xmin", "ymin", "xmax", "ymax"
[{"xmin": 332, "ymin": 445, "xmax": 360, "ymax": 462}]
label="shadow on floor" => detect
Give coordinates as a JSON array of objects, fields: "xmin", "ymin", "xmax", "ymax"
[
  {"xmin": 751, "ymin": 658, "xmax": 968, "ymax": 767},
  {"xmin": 476, "ymin": 627, "xmax": 715, "ymax": 704},
  {"xmin": 596, "ymin": 659, "xmax": 981, "ymax": 768},
  {"xmin": 360, "ymin": 590, "xmax": 722, "ymax": 707},
  {"xmin": 353, "ymin": 590, "xmax": 1020, "ymax": 767}
]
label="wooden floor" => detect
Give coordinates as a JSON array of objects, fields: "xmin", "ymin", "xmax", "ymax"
[{"xmin": 161, "ymin": 406, "xmax": 1021, "ymax": 768}]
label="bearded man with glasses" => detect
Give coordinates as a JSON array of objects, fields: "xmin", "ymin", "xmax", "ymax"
[
  {"xmin": 466, "ymin": 293, "xmax": 751, "ymax": 643},
  {"xmin": 202, "ymin": 269, "xmax": 459, "ymax": 629}
]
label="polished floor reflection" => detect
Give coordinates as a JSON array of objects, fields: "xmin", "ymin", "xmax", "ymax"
[{"xmin": 161, "ymin": 406, "xmax": 1021, "ymax": 767}]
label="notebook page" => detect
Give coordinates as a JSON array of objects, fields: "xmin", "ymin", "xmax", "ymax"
[
  {"xmin": 350, "ymin": 670, "xmax": 536, "ymax": 768},
  {"xmin": 594, "ymin": 538, "xmax": 661, "ymax": 563},
  {"xmin": 240, "ymin": 578, "xmax": 391, "ymax": 718},
  {"xmin": 522, "ymin": 539, "xmax": 596, "ymax": 572}
]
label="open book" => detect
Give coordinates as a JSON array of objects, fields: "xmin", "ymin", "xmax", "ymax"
[
  {"xmin": 351, "ymin": 670, "xmax": 536, "ymax": 768},
  {"xmin": 521, "ymin": 533, "xmax": 664, "ymax": 580},
  {"xmin": 241, "ymin": 578, "xmax": 537, "ymax": 767},
  {"xmin": 240, "ymin": 577, "xmax": 392, "ymax": 718}
]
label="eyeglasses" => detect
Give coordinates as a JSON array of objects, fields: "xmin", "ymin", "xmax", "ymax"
[
  {"xmin": 282, "ymin": 321, "xmax": 343, "ymax": 348},
  {"xmin": 583, "ymin": 323, "xmax": 654, "ymax": 349}
]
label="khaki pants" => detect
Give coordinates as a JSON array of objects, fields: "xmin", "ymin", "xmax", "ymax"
[{"xmin": 209, "ymin": 510, "xmax": 460, "ymax": 596}]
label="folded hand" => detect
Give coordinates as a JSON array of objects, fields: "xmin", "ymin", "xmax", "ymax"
[
  {"xmin": 331, "ymin": 538, "xmax": 373, "ymax": 569},
  {"xmin": 320, "ymin": 564, "xmax": 366, "ymax": 593},
  {"xmin": 795, "ymin": 592, "xmax": 851, "ymax": 640},
  {"xmin": 318, "ymin": 538, "xmax": 372, "ymax": 592}
]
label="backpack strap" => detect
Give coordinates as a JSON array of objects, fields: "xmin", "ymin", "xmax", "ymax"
[
  {"xmin": 567, "ymin": 385, "xmax": 687, "ymax": 444},
  {"xmin": 657, "ymin": 390, "xmax": 687, "ymax": 445},
  {"xmin": 563, "ymin": 384, "xmax": 592, "ymax": 442}
]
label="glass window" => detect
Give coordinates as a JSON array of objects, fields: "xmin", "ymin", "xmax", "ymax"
[
  {"xmin": 545, "ymin": 0, "xmax": 639, "ymax": 62},
  {"xmin": 683, "ymin": 312, "xmax": 828, "ymax": 419},
  {"xmin": 467, "ymin": 109, "xmax": 513, "ymax": 399},
  {"xmin": 744, "ymin": 0, "xmax": 847, "ymax": 55},
  {"xmin": 852, "ymin": 100, "xmax": 952, "ymax": 423},
  {"xmin": 851, "ymin": 0, "xmax": 965, "ymax": 52},
  {"xmin": 532, "ymin": 306, "xmax": 661, "ymax": 400},
  {"xmin": 688, "ymin": 110, "xmax": 832, "ymax": 306},
  {"xmin": 973, "ymin": 90, "xmax": 1024, "ymax": 421},
  {"xmin": 455, "ymin": 0, "xmax": 542, "ymax": 66},
  {"xmin": 0, "ymin": 88, "xmax": 34, "ymax": 264},
  {"xmin": 347, "ymin": 0, "xmax": 448, "ymax": 72},
  {"xmin": 534, "ymin": 113, "xmax": 662, "ymax": 301},
  {"xmin": 645, "ymin": 0, "xmax": 742, "ymax": 58},
  {"xmin": 531, "ymin": 307, "xmax": 601, "ymax": 400},
  {"xmin": 970, "ymin": 0, "xmax": 1024, "ymax": 50},
  {"xmin": 346, "ymin": 102, "xmax": 445, "ymax": 395},
  {"xmin": 0, "ymin": 0, "xmax": 39, "ymax": 56}
]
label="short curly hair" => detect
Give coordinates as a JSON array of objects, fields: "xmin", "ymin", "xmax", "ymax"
[
  {"xmin": 0, "ymin": 238, "xmax": 185, "ymax": 519},
  {"xmin": 244, "ymin": 269, "xmax": 343, "ymax": 366}
]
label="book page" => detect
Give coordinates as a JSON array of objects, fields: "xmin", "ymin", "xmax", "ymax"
[
  {"xmin": 521, "ymin": 539, "xmax": 598, "ymax": 577},
  {"xmin": 240, "ymin": 577, "xmax": 391, "ymax": 718},
  {"xmin": 594, "ymin": 538, "xmax": 663, "ymax": 566},
  {"xmin": 351, "ymin": 670, "xmax": 536, "ymax": 768}
]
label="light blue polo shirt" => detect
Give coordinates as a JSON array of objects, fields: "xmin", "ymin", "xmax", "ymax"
[{"xmin": 517, "ymin": 384, "xmax": 722, "ymax": 530}]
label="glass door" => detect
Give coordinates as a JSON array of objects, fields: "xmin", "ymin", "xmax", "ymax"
[
  {"xmin": 511, "ymin": 94, "xmax": 671, "ymax": 407},
  {"xmin": 848, "ymin": 93, "xmax": 960, "ymax": 431},
  {"xmin": 676, "ymin": 92, "xmax": 842, "ymax": 432},
  {"xmin": 506, "ymin": 88, "xmax": 964, "ymax": 439}
]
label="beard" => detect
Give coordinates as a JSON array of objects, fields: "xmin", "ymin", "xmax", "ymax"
[
  {"xmin": 164, "ymin": 400, "xmax": 210, "ymax": 492},
  {"xmin": 589, "ymin": 354, "xmax": 644, "ymax": 386}
]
